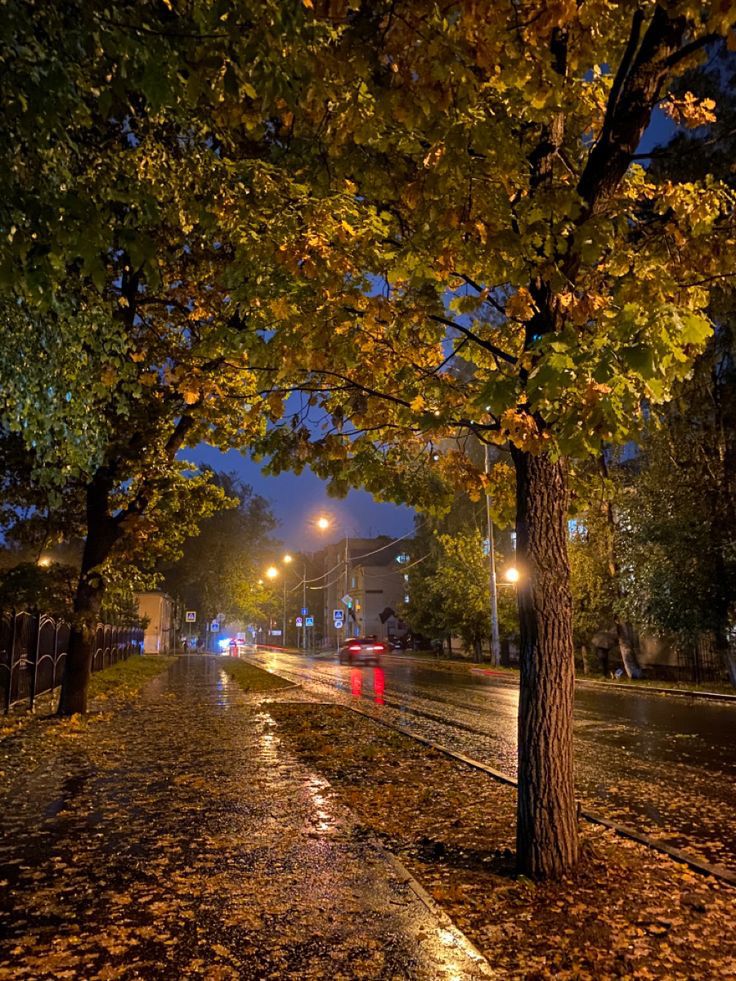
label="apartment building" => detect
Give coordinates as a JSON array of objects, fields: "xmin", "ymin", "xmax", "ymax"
[{"xmin": 319, "ymin": 536, "xmax": 412, "ymax": 648}]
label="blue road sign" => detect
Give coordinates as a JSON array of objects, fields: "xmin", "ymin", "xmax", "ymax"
[
  {"xmin": 301, "ymin": 607, "xmax": 309, "ymax": 615},
  {"xmin": 305, "ymin": 616, "xmax": 314, "ymax": 627}
]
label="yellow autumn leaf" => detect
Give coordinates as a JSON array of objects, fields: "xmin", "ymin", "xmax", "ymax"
[
  {"xmin": 505, "ymin": 288, "xmax": 535, "ymax": 322},
  {"xmin": 662, "ymin": 92, "xmax": 717, "ymax": 128},
  {"xmin": 269, "ymin": 296, "xmax": 292, "ymax": 319}
]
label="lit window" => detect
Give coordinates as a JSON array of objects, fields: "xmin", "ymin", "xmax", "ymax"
[{"xmin": 404, "ymin": 594, "xmax": 410, "ymax": 604}]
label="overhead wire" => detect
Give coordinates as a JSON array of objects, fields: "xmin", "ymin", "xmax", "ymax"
[{"xmin": 289, "ymin": 522, "xmax": 423, "ymax": 592}]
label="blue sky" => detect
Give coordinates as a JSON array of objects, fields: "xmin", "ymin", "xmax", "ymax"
[{"xmin": 189, "ymin": 445, "xmax": 415, "ymax": 551}]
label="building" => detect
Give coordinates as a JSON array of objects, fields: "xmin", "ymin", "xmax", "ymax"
[
  {"xmin": 319, "ymin": 537, "xmax": 412, "ymax": 648},
  {"xmin": 136, "ymin": 591, "xmax": 176, "ymax": 654}
]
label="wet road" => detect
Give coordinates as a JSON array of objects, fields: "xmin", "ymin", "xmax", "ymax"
[{"xmin": 250, "ymin": 649, "xmax": 736, "ymax": 875}]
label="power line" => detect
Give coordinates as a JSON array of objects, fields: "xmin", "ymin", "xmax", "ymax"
[
  {"xmin": 307, "ymin": 553, "xmax": 429, "ymax": 591},
  {"xmin": 290, "ymin": 523, "xmax": 422, "ymax": 593}
]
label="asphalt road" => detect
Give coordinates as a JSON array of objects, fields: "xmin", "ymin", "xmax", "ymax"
[{"xmin": 249, "ymin": 649, "xmax": 736, "ymax": 875}]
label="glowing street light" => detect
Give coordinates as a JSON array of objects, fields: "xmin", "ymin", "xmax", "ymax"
[
  {"xmin": 265, "ymin": 566, "xmax": 279, "ymax": 580},
  {"xmin": 283, "ymin": 553, "xmax": 293, "ymax": 564},
  {"xmin": 505, "ymin": 566, "xmax": 520, "ymax": 584},
  {"xmin": 316, "ymin": 516, "xmax": 330, "ymax": 531}
]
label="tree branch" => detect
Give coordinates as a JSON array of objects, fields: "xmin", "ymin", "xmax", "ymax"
[{"xmin": 428, "ymin": 314, "xmax": 517, "ymax": 365}]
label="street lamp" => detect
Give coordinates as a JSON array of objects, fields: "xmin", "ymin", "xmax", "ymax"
[
  {"xmin": 504, "ymin": 566, "xmax": 520, "ymax": 584},
  {"xmin": 265, "ymin": 558, "xmax": 296, "ymax": 647}
]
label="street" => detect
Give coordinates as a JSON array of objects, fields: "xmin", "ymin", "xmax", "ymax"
[{"xmin": 249, "ymin": 649, "xmax": 736, "ymax": 875}]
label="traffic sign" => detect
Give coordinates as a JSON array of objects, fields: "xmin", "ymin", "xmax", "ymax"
[
  {"xmin": 185, "ymin": 611, "xmax": 197, "ymax": 623},
  {"xmin": 301, "ymin": 607, "xmax": 309, "ymax": 615},
  {"xmin": 340, "ymin": 594, "xmax": 353, "ymax": 608},
  {"xmin": 305, "ymin": 616, "xmax": 314, "ymax": 627},
  {"xmin": 295, "ymin": 616, "xmax": 303, "ymax": 627},
  {"xmin": 210, "ymin": 620, "xmax": 220, "ymax": 631},
  {"xmin": 334, "ymin": 619, "xmax": 343, "ymax": 629},
  {"xmin": 333, "ymin": 608, "xmax": 344, "ymax": 621}
]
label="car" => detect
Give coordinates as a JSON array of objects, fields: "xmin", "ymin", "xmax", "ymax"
[
  {"xmin": 221, "ymin": 637, "xmax": 248, "ymax": 658},
  {"xmin": 338, "ymin": 638, "xmax": 388, "ymax": 665}
]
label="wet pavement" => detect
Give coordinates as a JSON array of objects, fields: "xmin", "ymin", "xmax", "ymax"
[
  {"xmin": 0, "ymin": 658, "xmax": 491, "ymax": 979},
  {"xmin": 249, "ymin": 650, "xmax": 736, "ymax": 875}
]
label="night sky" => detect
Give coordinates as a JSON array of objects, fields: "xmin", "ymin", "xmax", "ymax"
[{"xmin": 189, "ymin": 445, "xmax": 415, "ymax": 551}]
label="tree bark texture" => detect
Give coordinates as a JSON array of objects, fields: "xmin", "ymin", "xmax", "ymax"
[
  {"xmin": 512, "ymin": 446, "xmax": 578, "ymax": 879},
  {"xmin": 58, "ymin": 472, "xmax": 118, "ymax": 716}
]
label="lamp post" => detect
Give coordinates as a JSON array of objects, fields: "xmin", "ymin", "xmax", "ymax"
[
  {"xmin": 484, "ymin": 442, "xmax": 501, "ymax": 666},
  {"xmin": 265, "ymin": 565, "xmax": 279, "ymax": 645},
  {"xmin": 265, "ymin": 556, "xmax": 293, "ymax": 648},
  {"xmin": 316, "ymin": 514, "xmax": 352, "ymax": 653},
  {"xmin": 281, "ymin": 554, "xmax": 292, "ymax": 646}
]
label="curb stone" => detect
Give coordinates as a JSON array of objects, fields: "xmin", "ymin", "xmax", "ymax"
[{"xmin": 343, "ymin": 702, "xmax": 736, "ymax": 888}]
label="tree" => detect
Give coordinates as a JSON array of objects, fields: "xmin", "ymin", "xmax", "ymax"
[
  {"xmin": 247, "ymin": 4, "xmax": 736, "ymax": 879},
  {"xmin": 405, "ymin": 492, "xmax": 517, "ymax": 659},
  {"xmin": 0, "ymin": 1, "xmax": 330, "ymax": 713},
  {"xmin": 433, "ymin": 531, "xmax": 516, "ymax": 661},
  {"xmin": 162, "ymin": 473, "xmax": 278, "ymax": 626},
  {"xmin": 616, "ymin": 331, "xmax": 736, "ymax": 683},
  {"xmin": 0, "ymin": 562, "xmax": 78, "ymax": 614}
]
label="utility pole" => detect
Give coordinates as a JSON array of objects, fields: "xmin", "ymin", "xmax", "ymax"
[
  {"xmin": 485, "ymin": 442, "xmax": 501, "ymax": 666},
  {"xmin": 302, "ymin": 561, "xmax": 307, "ymax": 651},
  {"xmin": 282, "ymin": 577, "xmax": 287, "ymax": 648}
]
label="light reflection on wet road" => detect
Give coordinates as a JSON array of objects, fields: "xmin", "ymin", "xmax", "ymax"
[{"xmin": 250, "ymin": 649, "xmax": 736, "ymax": 874}]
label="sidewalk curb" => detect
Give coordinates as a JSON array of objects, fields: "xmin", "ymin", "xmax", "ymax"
[
  {"xmin": 575, "ymin": 678, "xmax": 736, "ymax": 703},
  {"xmin": 343, "ymin": 703, "xmax": 736, "ymax": 888},
  {"xmin": 378, "ymin": 847, "xmax": 495, "ymax": 978}
]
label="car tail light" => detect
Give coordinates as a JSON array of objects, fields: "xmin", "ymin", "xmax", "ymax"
[{"xmin": 349, "ymin": 645, "xmax": 361, "ymax": 652}]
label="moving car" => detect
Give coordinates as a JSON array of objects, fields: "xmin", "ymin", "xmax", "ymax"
[{"xmin": 338, "ymin": 638, "xmax": 388, "ymax": 665}]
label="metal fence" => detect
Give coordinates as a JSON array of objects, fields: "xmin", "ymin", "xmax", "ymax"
[{"xmin": 0, "ymin": 611, "xmax": 144, "ymax": 713}]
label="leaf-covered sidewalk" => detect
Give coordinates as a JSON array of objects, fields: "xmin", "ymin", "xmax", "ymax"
[{"xmin": 0, "ymin": 657, "xmax": 489, "ymax": 979}]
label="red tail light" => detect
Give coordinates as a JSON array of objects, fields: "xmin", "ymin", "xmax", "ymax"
[{"xmin": 349, "ymin": 645, "xmax": 361, "ymax": 652}]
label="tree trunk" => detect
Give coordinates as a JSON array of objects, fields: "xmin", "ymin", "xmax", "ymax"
[
  {"xmin": 724, "ymin": 646, "xmax": 736, "ymax": 688},
  {"xmin": 512, "ymin": 446, "xmax": 578, "ymax": 880},
  {"xmin": 59, "ymin": 621, "xmax": 96, "ymax": 716},
  {"xmin": 58, "ymin": 472, "xmax": 119, "ymax": 716},
  {"xmin": 473, "ymin": 636, "xmax": 482, "ymax": 663},
  {"xmin": 616, "ymin": 619, "xmax": 642, "ymax": 679},
  {"xmin": 500, "ymin": 637, "xmax": 511, "ymax": 668}
]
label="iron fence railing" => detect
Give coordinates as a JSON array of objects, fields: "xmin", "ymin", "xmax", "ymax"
[{"xmin": 0, "ymin": 611, "xmax": 144, "ymax": 713}]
